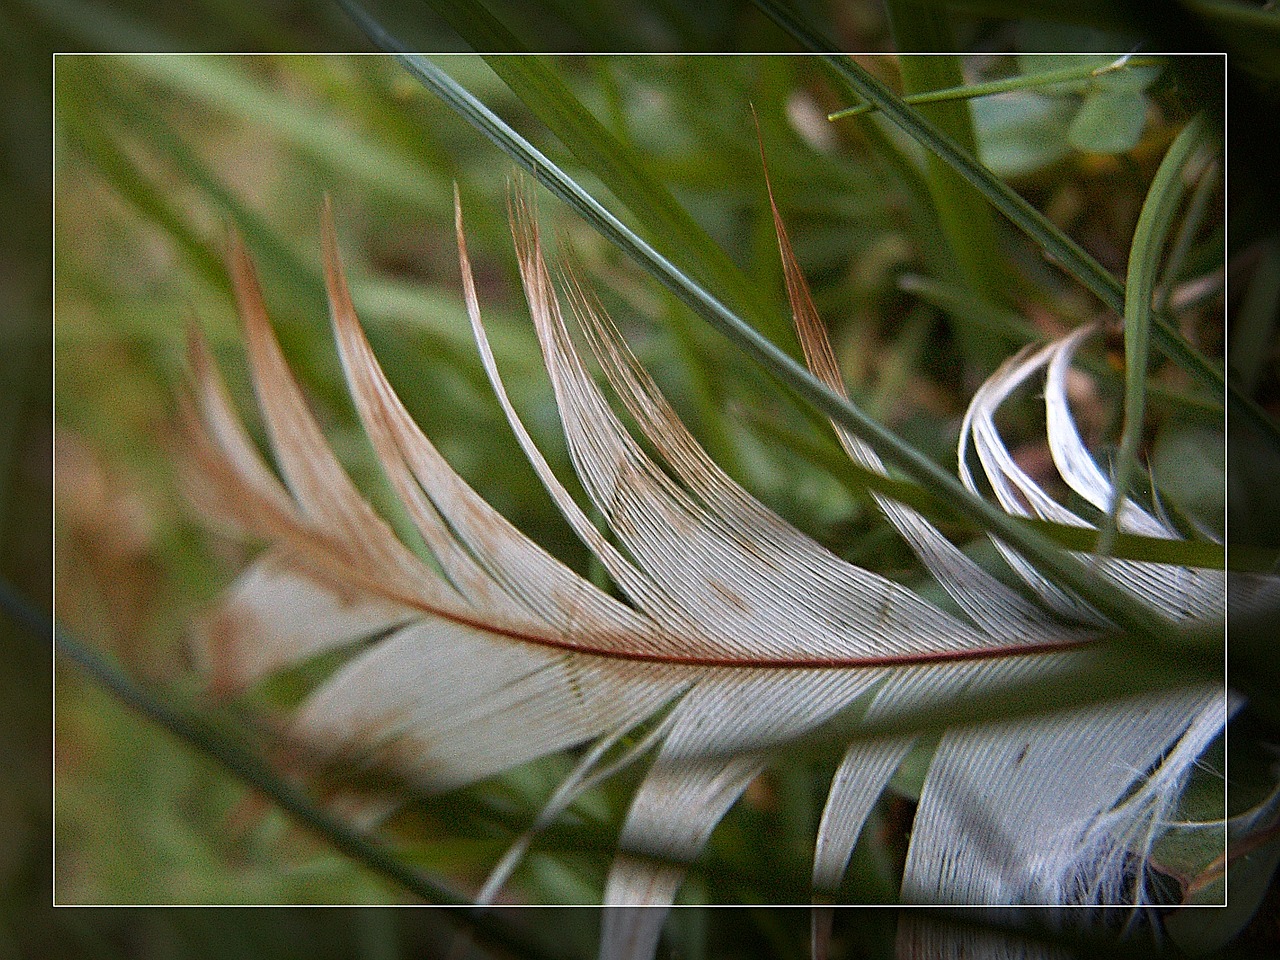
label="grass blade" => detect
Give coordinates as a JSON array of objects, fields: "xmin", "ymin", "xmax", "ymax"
[
  {"xmin": 432, "ymin": 12, "xmax": 774, "ymax": 313},
  {"xmin": 828, "ymin": 56, "xmax": 1166, "ymax": 120},
  {"xmin": 57, "ymin": 94, "xmax": 230, "ymax": 299},
  {"xmin": 416, "ymin": 0, "xmax": 798, "ymax": 470},
  {"xmin": 883, "ymin": 0, "xmax": 1011, "ymax": 366},
  {"xmin": 36, "ymin": 615, "xmax": 574, "ymax": 957},
  {"xmin": 34, "ymin": 601, "xmax": 466, "ymax": 909},
  {"xmin": 124, "ymin": 53, "xmax": 451, "ymax": 215},
  {"xmin": 833, "ymin": 57, "xmax": 1259, "ymax": 434},
  {"xmin": 1100, "ymin": 115, "xmax": 1210, "ymax": 554}
]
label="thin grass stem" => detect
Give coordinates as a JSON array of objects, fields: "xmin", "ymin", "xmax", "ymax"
[{"xmin": 828, "ymin": 56, "xmax": 1164, "ymax": 121}]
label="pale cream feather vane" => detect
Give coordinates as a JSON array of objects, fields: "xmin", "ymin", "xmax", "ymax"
[{"xmin": 184, "ymin": 182, "xmax": 1231, "ymax": 960}]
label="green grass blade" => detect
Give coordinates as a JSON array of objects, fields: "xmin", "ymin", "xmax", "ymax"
[
  {"xmin": 123, "ymin": 54, "xmax": 450, "ymax": 216},
  {"xmin": 748, "ymin": 406, "xmax": 1244, "ymax": 570},
  {"xmin": 103, "ymin": 77, "xmax": 322, "ymax": 317},
  {"xmin": 1100, "ymin": 115, "xmax": 1210, "ymax": 554},
  {"xmin": 23, "ymin": 597, "xmax": 580, "ymax": 957},
  {"xmin": 58, "ymin": 98, "xmax": 230, "ymax": 299},
  {"xmin": 883, "ymin": 0, "xmax": 1010, "ymax": 366},
  {"xmin": 416, "ymin": 0, "xmax": 809, "ymax": 472},
  {"xmin": 828, "ymin": 59, "xmax": 1266, "ymax": 438},
  {"xmin": 44, "ymin": 613, "xmax": 466, "ymax": 909}
]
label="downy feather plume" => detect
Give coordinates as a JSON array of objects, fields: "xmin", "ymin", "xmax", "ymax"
[{"xmin": 185, "ymin": 181, "xmax": 1233, "ymax": 960}]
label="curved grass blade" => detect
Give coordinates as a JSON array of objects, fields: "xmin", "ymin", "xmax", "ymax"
[
  {"xmin": 408, "ymin": 0, "xmax": 779, "ymax": 469},
  {"xmin": 121, "ymin": 53, "xmax": 451, "ymax": 215},
  {"xmin": 57, "ymin": 95, "xmax": 230, "ymax": 300},
  {"xmin": 90, "ymin": 69, "xmax": 323, "ymax": 318},
  {"xmin": 1153, "ymin": 155, "xmax": 1220, "ymax": 316},
  {"xmin": 29, "ymin": 606, "xmax": 576, "ymax": 956},
  {"xmin": 1100, "ymin": 115, "xmax": 1210, "ymax": 555}
]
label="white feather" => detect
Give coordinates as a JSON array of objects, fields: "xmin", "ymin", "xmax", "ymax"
[{"xmin": 182, "ymin": 185, "xmax": 1241, "ymax": 960}]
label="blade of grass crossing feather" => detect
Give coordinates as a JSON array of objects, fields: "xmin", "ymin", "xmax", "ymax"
[
  {"xmin": 883, "ymin": 1, "xmax": 1010, "ymax": 368},
  {"xmin": 340, "ymin": 7, "xmax": 1196, "ymax": 647},
  {"xmin": 50, "ymin": 618, "xmax": 470, "ymax": 909},
  {"xmin": 420, "ymin": 1, "xmax": 776, "ymax": 322},
  {"xmin": 370, "ymin": 1, "xmax": 774, "ymax": 470},
  {"xmin": 481, "ymin": 52, "xmax": 779, "ymax": 324},
  {"xmin": 42, "ymin": 619, "xmax": 575, "ymax": 960},
  {"xmin": 1099, "ymin": 116, "xmax": 1209, "ymax": 556},
  {"xmin": 760, "ymin": 148, "xmax": 1068, "ymax": 645},
  {"xmin": 740, "ymin": 400, "xmax": 1241, "ymax": 568}
]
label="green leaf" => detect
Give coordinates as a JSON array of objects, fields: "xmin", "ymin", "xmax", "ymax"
[
  {"xmin": 1151, "ymin": 422, "xmax": 1225, "ymax": 539},
  {"xmin": 1166, "ymin": 791, "xmax": 1280, "ymax": 951},
  {"xmin": 971, "ymin": 92, "xmax": 1074, "ymax": 176},
  {"xmin": 1067, "ymin": 87, "xmax": 1149, "ymax": 154}
]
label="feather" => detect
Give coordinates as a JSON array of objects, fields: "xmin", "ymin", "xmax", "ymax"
[{"xmin": 185, "ymin": 183, "xmax": 1236, "ymax": 960}]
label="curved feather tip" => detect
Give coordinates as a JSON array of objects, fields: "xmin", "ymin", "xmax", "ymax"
[{"xmin": 183, "ymin": 185, "xmax": 1242, "ymax": 960}]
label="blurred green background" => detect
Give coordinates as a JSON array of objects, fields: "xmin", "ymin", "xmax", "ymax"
[{"xmin": 7, "ymin": 1, "xmax": 1280, "ymax": 958}]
